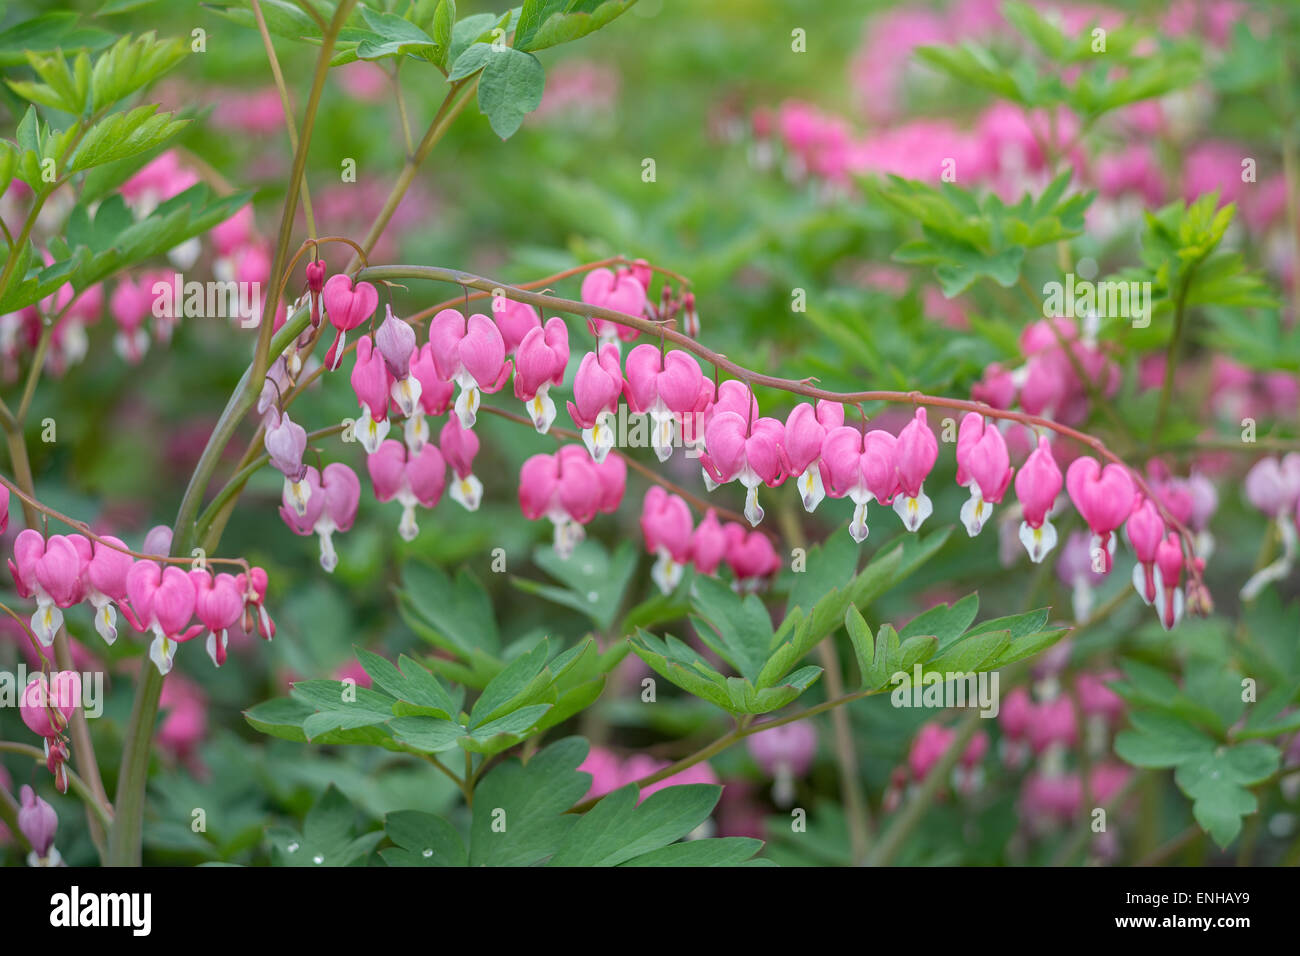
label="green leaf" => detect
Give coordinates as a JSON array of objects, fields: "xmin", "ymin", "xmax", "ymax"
[
  {"xmin": 547, "ymin": 783, "xmax": 721, "ymax": 866},
  {"xmin": 900, "ymin": 593, "xmax": 980, "ymax": 651},
  {"xmin": 355, "ymin": 647, "xmax": 458, "ymax": 719},
  {"xmin": 397, "ymin": 561, "xmax": 500, "ymax": 656},
  {"xmin": 629, "ymin": 630, "xmax": 733, "ymax": 710},
  {"xmin": 474, "ymin": 46, "xmax": 545, "ymax": 139},
  {"xmin": 515, "ymin": 0, "xmax": 638, "ymax": 53},
  {"xmin": 388, "ymin": 715, "xmax": 466, "ymax": 753},
  {"xmin": 70, "ymin": 104, "xmax": 188, "ymax": 172},
  {"xmin": 469, "ymin": 638, "xmax": 551, "ymax": 726},
  {"xmin": 689, "ymin": 574, "xmax": 773, "ymax": 682},
  {"xmin": 355, "ymin": 7, "xmax": 440, "ymax": 60},
  {"xmin": 380, "ymin": 810, "xmax": 467, "ymax": 867},
  {"xmin": 269, "ymin": 786, "xmax": 382, "ymax": 867},
  {"xmin": 468, "ymin": 737, "xmax": 591, "ymax": 866},
  {"xmin": 0, "ymin": 13, "xmax": 113, "ymax": 68},
  {"xmin": 618, "ymin": 837, "xmax": 765, "ymax": 867}
]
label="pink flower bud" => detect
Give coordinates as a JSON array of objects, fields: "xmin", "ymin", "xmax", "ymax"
[
  {"xmin": 375, "ymin": 304, "xmax": 417, "ymax": 381},
  {"xmin": 18, "ymin": 785, "xmax": 57, "ymax": 861},
  {"xmin": 142, "ymin": 524, "xmax": 173, "ymax": 557}
]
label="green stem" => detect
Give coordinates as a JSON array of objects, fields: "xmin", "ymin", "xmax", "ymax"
[
  {"xmin": 106, "ymin": 2, "xmax": 354, "ymax": 867},
  {"xmin": 0, "ymin": 740, "xmax": 116, "ymax": 832}
]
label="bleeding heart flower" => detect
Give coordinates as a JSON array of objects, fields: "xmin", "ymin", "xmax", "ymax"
[
  {"xmin": 1154, "ymin": 533, "xmax": 1185, "ymax": 631},
  {"xmin": 821, "ymin": 426, "xmax": 897, "ymax": 542},
  {"xmin": 84, "ymin": 536, "xmax": 133, "ymax": 645},
  {"xmin": 10, "ymin": 531, "xmax": 84, "ymax": 646},
  {"xmin": 123, "ymin": 561, "xmax": 201, "ymax": 675},
  {"xmin": 955, "ymin": 414, "xmax": 1013, "ymax": 537},
  {"xmin": 641, "ymin": 487, "xmax": 693, "ymax": 593},
  {"xmin": 321, "ymin": 273, "xmax": 379, "ymax": 370},
  {"xmin": 20, "ymin": 671, "xmax": 81, "ymax": 739},
  {"xmin": 349, "ymin": 335, "xmax": 393, "ymax": 453},
  {"xmin": 723, "ymin": 522, "xmax": 780, "ymax": 590},
  {"xmin": 375, "ymin": 305, "xmax": 422, "ymax": 417},
  {"xmin": 1066, "ymin": 456, "xmax": 1136, "ymax": 574},
  {"xmin": 1015, "ymin": 436, "xmax": 1064, "ymax": 563},
  {"xmin": 701, "ymin": 410, "xmax": 786, "ymax": 526},
  {"xmin": 893, "ymin": 408, "xmax": 938, "ymax": 532},
  {"xmin": 566, "ymin": 345, "xmax": 624, "ymax": 462},
  {"xmin": 429, "ymin": 309, "xmax": 511, "ymax": 428},
  {"xmin": 493, "ymin": 298, "xmax": 541, "ymax": 353},
  {"xmin": 190, "ymin": 569, "xmax": 244, "ymax": 667},
  {"xmin": 784, "ymin": 401, "xmax": 844, "ymax": 513},
  {"xmin": 519, "ymin": 445, "xmax": 605, "ymax": 558},
  {"xmin": 264, "ymin": 411, "xmax": 311, "ymax": 515},
  {"xmin": 405, "ymin": 342, "xmax": 454, "ymax": 451},
  {"xmin": 18, "ymin": 784, "xmax": 59, "ymax": 864},
  {"xmin": 581, "ymin": 267, "xmax": 646, "ymax": 345},
  {"xmin": 367, "ymin": 439, "xmax": 446, "ymax": 541},
  {"xmin": 624, "ymin": 345, "xmax": 704, "ymax": 461},
  {"xmin": 1125, "ymin": 497, "xmax": 1165, "ymax": 605},
  {"xmin": 690, "ymin": 509, "xmax": 728, "ymax": 575},
  {"xmin": 513, "ymin": 317, "xmax": 569, "ymax": 433},
  {"xmin": 441, "ymin": 415, "xmax": 483, "ymax": 511}
]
